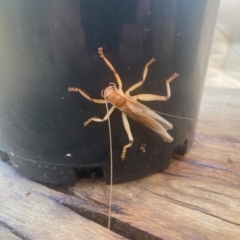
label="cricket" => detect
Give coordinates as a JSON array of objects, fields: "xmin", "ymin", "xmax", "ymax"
[{"xmin": 68, "ymin": 47, "xmax": 179, "ymax": 160}]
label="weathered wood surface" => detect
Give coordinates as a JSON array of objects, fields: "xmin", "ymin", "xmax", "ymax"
[
  {"xmin": 0, "ymin": 88, "xmax": 240, "ymax": 240},
  {"xmin": 0, "ymin": 163, "xmax": 124, "ymax": 240},
  {"xmin": 0, "ymin": 225, "xmax": 22, "ymax": 240}
]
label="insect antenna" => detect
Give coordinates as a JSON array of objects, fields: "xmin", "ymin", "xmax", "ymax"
[
  {"xmin": 104, "ymin": 96, "xmax": 113, "ymax": 231},
  {"xmin": 152, "ymin": 111, "xmax": 212, "ymax": 121},
  {"xmin": 112, "ymin": 90, "xmax": 238, "ymax": 123},
  {"xmin": 152, "ymin": 110, "xmax": 240, "ymax": 123}
]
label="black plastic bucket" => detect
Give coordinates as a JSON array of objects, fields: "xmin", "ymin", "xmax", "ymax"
[{"xmin": 0, "ymin": 0, "xmax": 219, "ymax": 184}]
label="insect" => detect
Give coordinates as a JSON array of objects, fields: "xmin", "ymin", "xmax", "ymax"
[{"xmin": 68, "ymin": 47, "xmax": 179, "ymax": 160}]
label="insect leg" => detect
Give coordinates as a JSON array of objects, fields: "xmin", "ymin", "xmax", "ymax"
[
  {"xmin": 121, "ymin": 113, "xmax": 134, "ymax": 160},
  {"xmin": 132, "ymin": 73, "xmax": 179, "ymax": 101},
  {"xmin": 84, "ymin": 106, "xmax": 115, "ymax": 126},
  {"xmin": 126, "ymin": 58, "xmax": 156, "ymax": 94},
  {"xmin": 68, "ymin": 87, "xmax": 106, "ymax": 104},
  {"xmin": 98, "ymin": 47, "xmax": 123, "ymax": 90}
]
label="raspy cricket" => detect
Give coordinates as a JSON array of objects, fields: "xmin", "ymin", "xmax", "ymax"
[{"xmin": 68, "ymin": 47, "xmax": 179, "ymax": 160}]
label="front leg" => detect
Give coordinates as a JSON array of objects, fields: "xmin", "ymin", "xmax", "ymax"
[
  {"xmin": 68, "ymin": 87, "xmax": 106, "ymax": 104},
  {"xmin": 84, "ymin": 106, "xmax": 115, "ymax": 126},
  {"xmin": 98, "ymin": 47, "xmax": 123, "ymax": 90}
]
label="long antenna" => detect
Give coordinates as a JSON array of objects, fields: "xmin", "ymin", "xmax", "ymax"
[{"xmin": 104, "ymin": 98, "xmax": 113, "ymax": 231}]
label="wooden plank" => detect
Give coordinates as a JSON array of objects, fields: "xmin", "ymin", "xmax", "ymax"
[
  {"xmin": 0, "ymin": 225, "xmax": 22, "ymax": 240},
  {"xmin": 197, "ymin": 88, "xmax": 240, "ymax": 141},
  {"xmin": 0, "ymin": 162, "xmax": 125, "ymax": 240}
]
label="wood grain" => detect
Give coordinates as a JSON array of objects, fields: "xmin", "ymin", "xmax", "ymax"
[
  {"xmin": 0, "ymin": 162, "xmax": 125, "ymax": 240},
  {"xmin": 0, "ymin": 225, "xmax": 22, "ymax": 240},
  {"xmin": 0, "ymin": 88, "xmax": 240, "ymax": 240}
]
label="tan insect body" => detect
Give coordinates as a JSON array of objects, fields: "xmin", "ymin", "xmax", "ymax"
[{"xmin": 68, "ymin": 47, "xmax": 179, "ymax": 160}]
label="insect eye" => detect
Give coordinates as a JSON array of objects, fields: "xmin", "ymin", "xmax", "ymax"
[{"xmin": 101, "ymin": 89, "xmax": 105, "ymax": 97}]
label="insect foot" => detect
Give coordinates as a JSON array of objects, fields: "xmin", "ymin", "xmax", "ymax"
[
  {"xmin": 167, "ymin": 73, "xmax": 179, "ymax": 84},
  {"xmin": 84, "ymin": 117, "xmax": 97, "ymax": 126},
  {"xmin": 146, "ymin": 58, "xmax": 156, "ymax": 67},
  {"xmin": 121, "ymin": 148, "xmax": 127, "ymax": 160}
]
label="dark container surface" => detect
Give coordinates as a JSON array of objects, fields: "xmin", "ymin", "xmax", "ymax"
[{"xmin": 0, "ymin": 0, "xmax": 219, "ymax": 185}]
